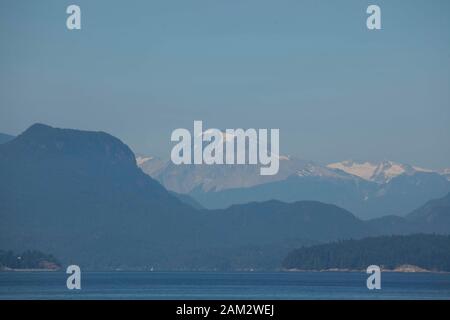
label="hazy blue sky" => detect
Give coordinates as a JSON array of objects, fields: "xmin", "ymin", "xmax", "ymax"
[{"xmin": 1, "ymin": 0, "xmax": 449, "ymax": 168}]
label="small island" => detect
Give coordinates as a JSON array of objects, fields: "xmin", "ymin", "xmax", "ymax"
[
  {"xmin": 0, "ymin": 250, "xmax": 61, "ymax": 271},
  {"xmin": 282, "ymin": 234, "xmax": 450, "ymax": 273}
]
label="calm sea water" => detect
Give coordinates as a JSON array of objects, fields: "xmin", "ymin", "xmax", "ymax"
[{"xmin": 1, "ymin": 271, "xmax": 449, "ymax": 300}]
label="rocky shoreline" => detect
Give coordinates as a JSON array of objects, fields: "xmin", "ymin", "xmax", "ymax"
[{"xmin": 285, "ymin": 264, "xmax": 449, "ymax": 273}]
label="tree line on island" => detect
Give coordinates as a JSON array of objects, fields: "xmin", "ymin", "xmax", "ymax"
[{"xmin": 282, "ymin": 234, "xmax": 450, "ymax": 272}]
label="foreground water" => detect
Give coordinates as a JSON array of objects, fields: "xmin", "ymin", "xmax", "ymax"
[{"xmin": 1, "ymin": 271, "xmax": 449, "ymax": 300}]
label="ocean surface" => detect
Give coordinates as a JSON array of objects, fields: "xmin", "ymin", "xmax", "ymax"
[{"xmin": 1, "ymin": 271, "xmax": 449, "ymax": 300}]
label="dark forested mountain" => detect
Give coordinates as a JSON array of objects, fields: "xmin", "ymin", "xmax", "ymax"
[
  {"xmin": 0, "ymin": 133, "xmax": 14, "ymax": 144},
  {"xmin": 0, "ymin": 123, "xmax": 203, "ymax": 269},
  {"xmin": 191, "ymin": 174, "xmax": 375, "ymax": 215},
  {"xmin": 189, "ymin": 171, "xmax": 450, "ymax": 219},
  {"xmin": 282, "ymin": 234, "xmax": 450, "ymax": 272},
  {"xmin": 366, "ymin": 193, "xmax": 450, "ymax": 235},
  {"xmin": 405, "ymin": 192, "xmax": 450, "ymax": 234},
  {"xmin": 169, "ymin": 191, "xmax": 204, "ymax": 210},
  {"xmin": 207, "ymin": 200, "xmax": 369, "ymax": 245}
]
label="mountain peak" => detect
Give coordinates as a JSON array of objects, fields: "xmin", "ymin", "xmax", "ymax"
[
  {"xmin": 20, "ymin": 123, "xmax": 53, "ymax": 138},
  {"xmin": 25, "ymin": 122, "xmax": 53, "ymax": 132},
  {"xmin": 4, "ymin": 123, "xmax": 137, "ymax": 169},
  {"xmin": 406, "ymin": 193, "xmax": 450, "ymax": 233}
]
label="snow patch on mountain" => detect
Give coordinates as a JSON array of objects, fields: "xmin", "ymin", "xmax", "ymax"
[
  {"xmin": 136, "ymin": 156, "xmax": 154, "ymax": 166},
  {"xmin": 297, "ymin": 163, "xmax": 352, "ymax": 179},
  {"xmin": 372, "ymin": 161, "xmax": 408, "ymax": 182},
  {"xmin": 327, "ymin": 160, "xmax": 436, "ymax": 183},
  {"xmin": 327, "ymin": 161, "xmax": 377, "ymax": 181},
  {"xmin": 136, "ymin": 152, "xmax": 449, "ymax": 194}
]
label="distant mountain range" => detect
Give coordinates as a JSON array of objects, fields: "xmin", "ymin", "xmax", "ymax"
[
  {"xmin": 138, "ymin": 156, "xmax": 450, "ymax": 219},
  {"xmin": 1, "ymin": 123, "xmax": 449, "ymax": 270},
  {"xmin": 136, "ymin": 155, "xmax": 326, "ymax": 193},
  {"xmin": 137, "ymin": 155, "xmax": 362, "ymax": 193}
]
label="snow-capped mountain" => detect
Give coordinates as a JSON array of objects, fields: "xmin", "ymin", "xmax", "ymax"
[
  {"xmin": 296, "ymin": 162, "xmax": 356, "ymax": 180},
  {"xmin": 136, "ymin": 154, "xmax": 450, "ymax": 218},
  {"xmin": 327, "ymin": 160, "xmax": 434, "ymax": 184},
  {"xmin": 136, "ymin": 155, "xmax": 354, "ymax": 194}
]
